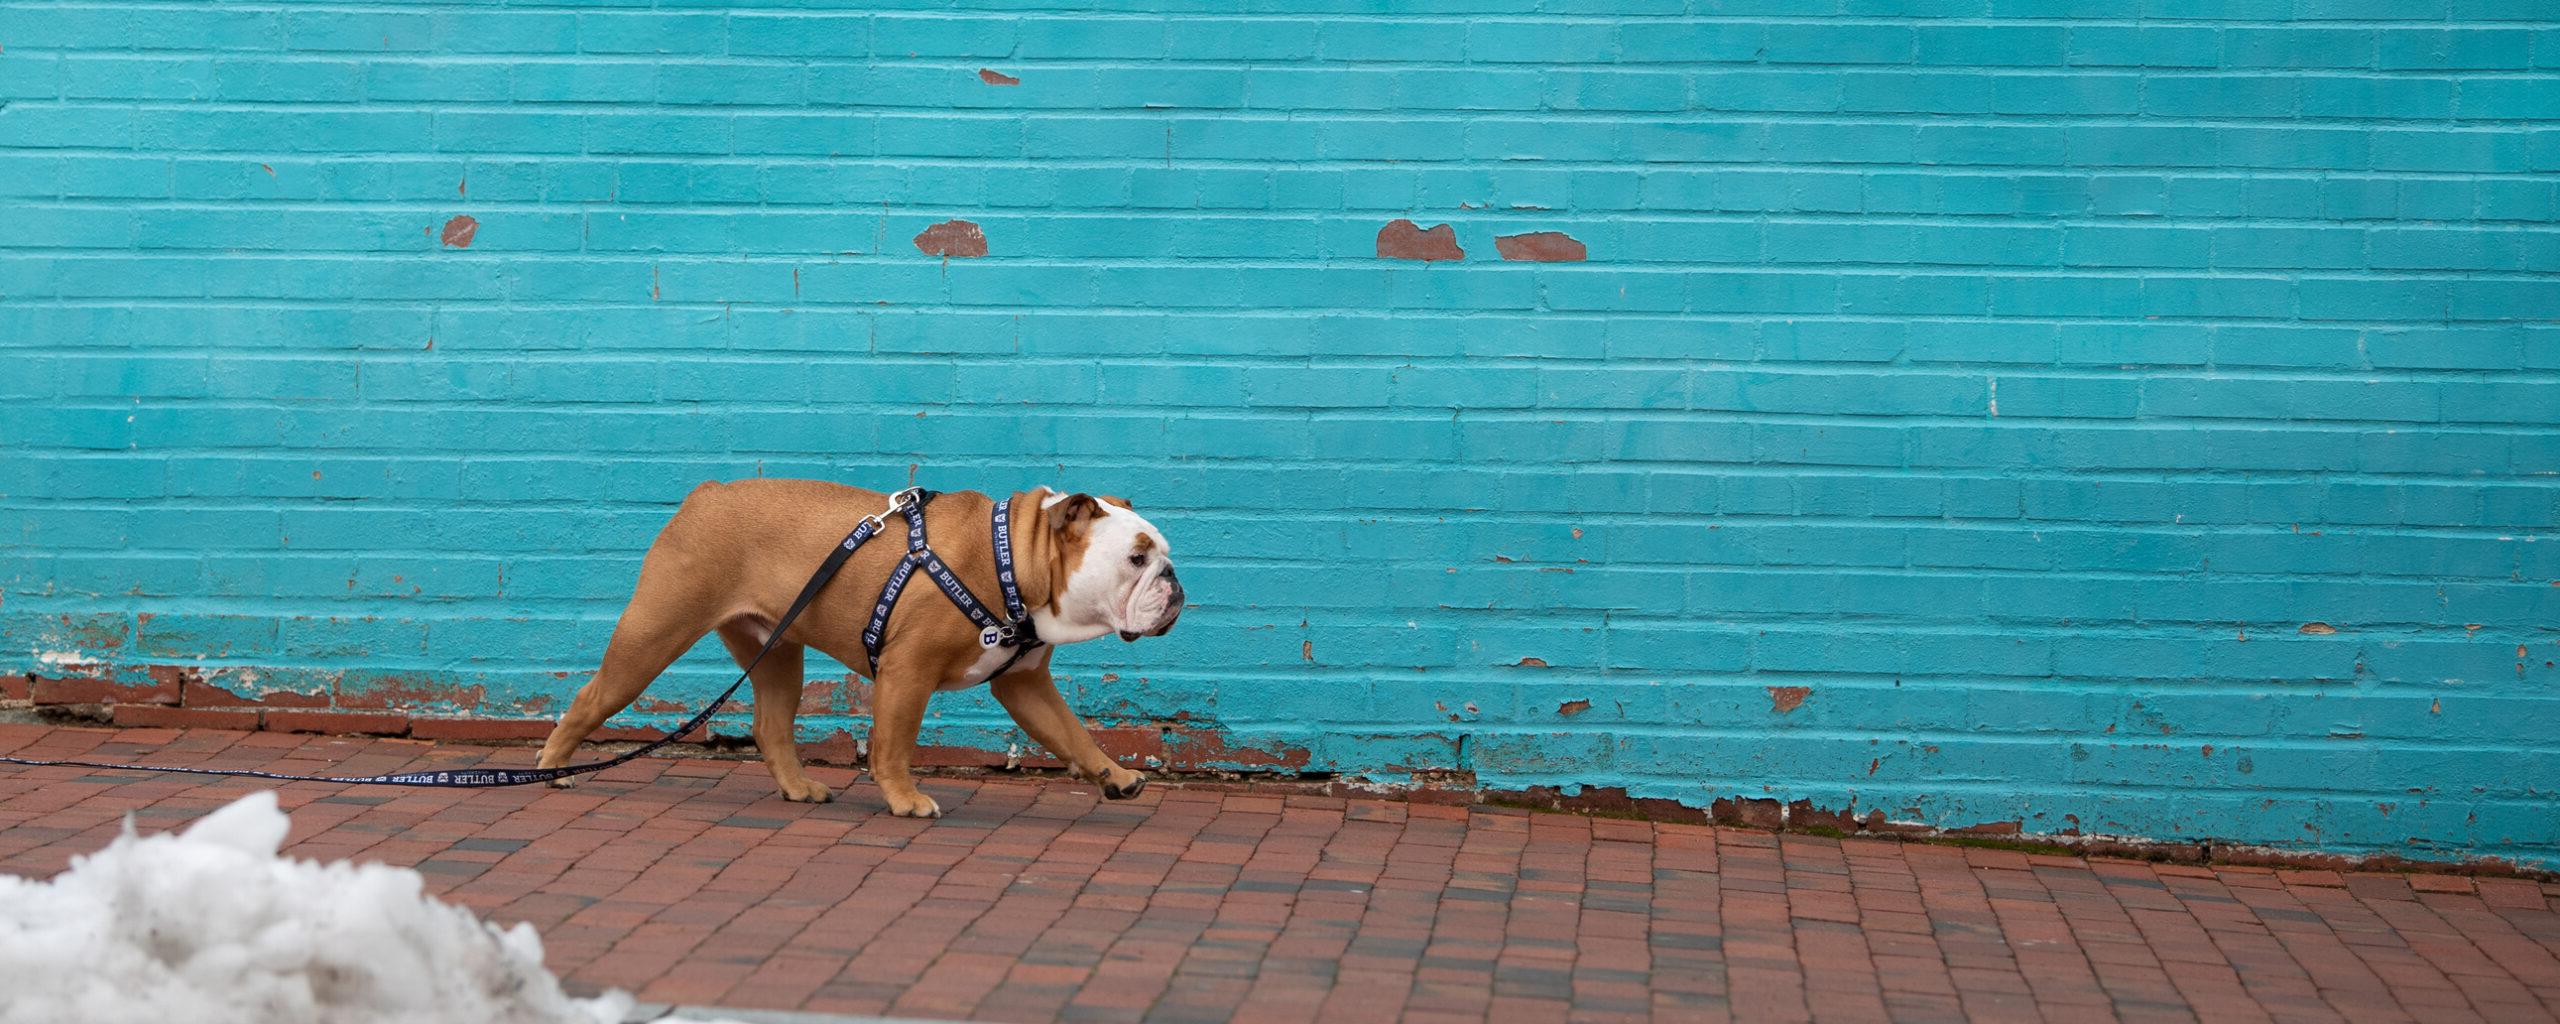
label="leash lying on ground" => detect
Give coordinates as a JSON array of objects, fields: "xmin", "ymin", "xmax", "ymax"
[{"xmin": 0, "ymin": 487, "xmax": 1034, "ymax": 789}]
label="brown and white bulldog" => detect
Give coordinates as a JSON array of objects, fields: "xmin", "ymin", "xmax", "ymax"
[{"xmin": 533, "ymin": 479, "xmax": 1182, "ymax": 817}]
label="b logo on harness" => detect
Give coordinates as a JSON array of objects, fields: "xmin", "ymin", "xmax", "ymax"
[{"xmin": 980, "ymin": 625, "xmax": 1002, "ymax": 648}]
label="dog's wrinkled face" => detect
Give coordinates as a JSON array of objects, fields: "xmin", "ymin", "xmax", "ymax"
[{"xmin": 1044, "ymin": 489, "xmax": 1182, "ymax": 642}]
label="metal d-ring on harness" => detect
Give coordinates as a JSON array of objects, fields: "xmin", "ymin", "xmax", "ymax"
[{"xmin": 0, "ymin": 486, "xmax": 1039, "ymax": 788}]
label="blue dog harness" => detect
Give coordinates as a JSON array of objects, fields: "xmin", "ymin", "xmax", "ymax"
[{"xmin": 860, "ymin": 486, "xmax": 1045, "ymax": 678}]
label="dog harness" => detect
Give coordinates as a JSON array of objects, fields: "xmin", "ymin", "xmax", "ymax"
[
  {"xmin": 0, "ymin": 485, "xmax": 1042, "ymax": 788},
  {"xmin": 858, "ymin": 486, "xmax": 1045, "ymax": 678}
]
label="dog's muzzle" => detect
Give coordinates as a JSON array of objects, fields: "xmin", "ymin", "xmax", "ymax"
[{"xmin": 1120, "ymin": 568, "xmax": 1183, "ymax": 642}]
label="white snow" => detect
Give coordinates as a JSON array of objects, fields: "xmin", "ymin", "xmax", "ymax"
[{"xmin": 0, "ymin": 791, "xmax": 653, "ymax": 1024}]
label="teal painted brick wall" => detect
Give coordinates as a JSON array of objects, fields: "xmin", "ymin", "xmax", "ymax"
[{"xmin": 3, "ymin": 2, "xmax": 2556, "ymax": 866}]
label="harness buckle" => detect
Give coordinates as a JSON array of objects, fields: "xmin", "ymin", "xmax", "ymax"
[{"xmin": 858, "ymin": 487, "xmax": 927, "ymax": 535}]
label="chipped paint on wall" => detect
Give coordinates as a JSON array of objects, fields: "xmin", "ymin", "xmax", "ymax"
[
  {"xmin": 912, "ymin": 219, "xmax": 988, "ymax": 258},
  {"xmin": 1375, "ymin": 220, "xmax": 1463, "ymax": 261},
  {"xmin": 439, "ymin": 215, "xmax": 477, "ymax": 248},
  {"xmin": 1493, "ymin": 231, "xmax": 1586, "ymax": 262}
]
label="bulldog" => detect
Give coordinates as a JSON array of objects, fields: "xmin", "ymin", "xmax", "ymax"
[{"xmin": 533, "ymin": 479, "xmax": 1182, "ymax": 817}]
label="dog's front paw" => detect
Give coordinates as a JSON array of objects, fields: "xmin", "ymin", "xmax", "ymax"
[
  {"xmin": 1101, "ymin": 768, "xmax": 1148, "ymax": 801},
  {"xmin": 548, "ymin": 775, "xmax": 578, "ymax": 790},
  {"xmin": 883, "ymin": 790, "xmax": 942, "ymax": 818},
  {"xmin": 779, "ymin": 778, "xmax": 833, "ymax": 803}
]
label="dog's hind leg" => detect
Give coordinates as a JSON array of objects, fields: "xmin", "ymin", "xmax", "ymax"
[
  {"xmin": 714, "ymin": 619, "xmax": 830, "ymax": 803},
  {"xmin": 534, "ymin": 554, "xmax": 723, "ymax": 786}
]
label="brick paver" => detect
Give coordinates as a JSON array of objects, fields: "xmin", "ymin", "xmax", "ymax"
[{"xmin": 5, "ymin": 723, "xmax": 2557, "ymax": 1023}]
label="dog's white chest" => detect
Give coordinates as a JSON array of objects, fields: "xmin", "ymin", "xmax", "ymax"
[{"xmin": 938, "ymin": 645, "xmax": 1022, "ymax": 691}]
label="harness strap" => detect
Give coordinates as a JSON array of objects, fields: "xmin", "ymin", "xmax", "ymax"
[
  {"xmin": 860, "ymin": 489, "xmax": 1043, "ymax": 672},
  {"xmin": 0, "ymin": 514, "xmax": 887, "ymax": 788},
  {"xmin": 991, "ymin": 497, "xmax": 1034, "ymax": 630},
  {"xmin": 861, "ymin": 552, "xmax": 920, "ymax": 664}
]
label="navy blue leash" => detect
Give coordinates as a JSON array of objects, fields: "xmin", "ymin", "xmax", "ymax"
[{"xmin": 0, "ymin": 506, "xmax": 893, "ymax": 788}]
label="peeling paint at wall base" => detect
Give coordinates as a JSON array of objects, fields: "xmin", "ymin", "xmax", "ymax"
[{"xmin": 21, "ymin": 690, "xmax": 2545, "ymax": 881}]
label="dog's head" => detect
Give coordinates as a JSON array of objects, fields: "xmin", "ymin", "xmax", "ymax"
[{"xmin": 1037, "ymin": 488, "xmax": 1182, "ymax": 643}]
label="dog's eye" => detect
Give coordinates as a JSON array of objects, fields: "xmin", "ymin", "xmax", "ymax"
[{"xmin": 1128, "ymin": 552, "xmax": 1147, "ymax": 566}]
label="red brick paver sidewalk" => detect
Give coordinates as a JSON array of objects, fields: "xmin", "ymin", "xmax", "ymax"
[{"xmin": 4, "ymin": 724, "xmax": 2558, "ymax": 1023}]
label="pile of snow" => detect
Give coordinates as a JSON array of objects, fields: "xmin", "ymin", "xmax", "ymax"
[{"xmin": 0, "ymin": 791, "xmax": 640, "ymax": 1024}]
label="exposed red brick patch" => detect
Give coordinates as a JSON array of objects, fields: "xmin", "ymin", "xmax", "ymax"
[
  {"xmin": 183, "ymin": 675, "xmax": 330, "ymax": 709},
  {"xmin": 2298, "ymin": 622, "xmax": 2338, "ymax": 635},
  {"xmin": 1557, "ymin": 699, "xmax": 1590, "ymax": 717},
  {"xmin": 978, "ymin": 68, "xmax": 1019, "ymax": 86},
  {"xmin": 1009, "ymin": 745, "xmax": 1066, "ymax": 770},
  {"xmin": 440, "ymin": 215, "xmax": 478, "ymax": 248},
  {"xmin": 33, "ymin": 668, "xmax": 181, "ymax": 707},
  {"xmin": 1786, "ymin": 799, "xmax": 1884, "ymax": 833},
  {"xmin": 1712, "ymin": 795, "xmax": 1786, "ymax": 829},
  {"xmin": 408, "ymin": 717, "xmax": 555, "ymax": 741},
  {"xmin": 265, "ymin": 709, "xmax": 410, "ymax": 736},
  {"xmin": 802, "ymin": 728, "xmax": 862, "ymax": 766},
  {"xmin": 1767, "ymin": 685, "xmax": 1811, "ymax": 714},
  {"xmin": 1164, "ymin": 727, "xmax": 1313, "ymax": 772},
  {"xmin": 1301, "ymin": 640, "xmax": 1314, "ymax": 661},
  {"xmin": 1515, "ymin": 657, "xmax": 1549, "ymax": 668},
  {"xmin": 113, "ymin": 705, "xmax": 261, "ymax": 731},
  {"xmin": 913, "ymin": 744, "xmax": 1009, "ymax": 769},
  {"xmin": 1376, "ymin": 219, "xmax": 1463, "ymax": 261},
  {"xmin": 913, "ymin": 219, "xmax": 988, "ymax": 258},
  {"xmin": 1495, "ymin": 230, "xmax": 1587, "ymax": 262},
  {"xmin": 1089, "ymin": 726, "xmax": 1166, "ymax": 764}
]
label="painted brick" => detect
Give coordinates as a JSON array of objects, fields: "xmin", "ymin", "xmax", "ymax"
[{"xmin": 2, "ymin": 5, "xmax": 2554, "ymax": 871}]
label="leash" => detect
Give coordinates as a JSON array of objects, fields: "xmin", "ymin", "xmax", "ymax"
[{"xmin": 0, "ymin": 489, "xmax": 928, "ymax": 788}]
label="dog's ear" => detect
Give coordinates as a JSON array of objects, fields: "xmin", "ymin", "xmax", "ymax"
[
  {"xmin": 1099, "ymin": 495, "xmax": 1133, "ymax": 510},
  {"xmin": 1048, "ymin": 493, "xmax": 1104, "ymax": 530}
]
